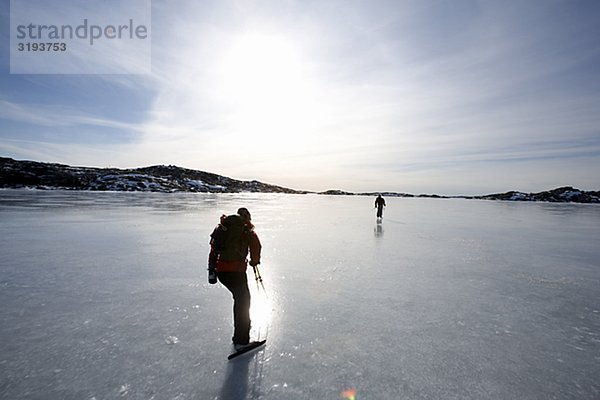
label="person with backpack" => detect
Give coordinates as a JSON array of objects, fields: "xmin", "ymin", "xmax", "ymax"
[{"xmin": 208, "ymin": 207, "xmax": 262, "ymax": 350}]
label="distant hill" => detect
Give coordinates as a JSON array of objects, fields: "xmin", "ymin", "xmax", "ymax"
[
  {"xmin": 319, "ymin": 189, "xmax": 448, "ymax": 199},
  {"xmin": 1, "ymin": 157, "xmax": 598, "ymax": 203},
  {"xmin": 320, "ymin": 187, "xmax": 599, "ymax": 203},
  {"xmin": 0, "ymin": 157, "xmax": 306, "ymax": 194},
  {"xmin": 473, "ymin": 187, "xmax": 600, "ymax": 204}
]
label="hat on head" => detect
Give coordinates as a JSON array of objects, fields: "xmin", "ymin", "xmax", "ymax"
[{"xmin": 237, "ymin": 207, "xmax": 251, "ymax": 221}]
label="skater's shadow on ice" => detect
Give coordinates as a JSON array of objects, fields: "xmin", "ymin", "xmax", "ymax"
[
  {"xmin": 219, "ymin": 358, "xmax": 250, "ymax": 399},
  {"xmin": 219, "ymin": 352, "xmax": 264, "ymax": 400}
]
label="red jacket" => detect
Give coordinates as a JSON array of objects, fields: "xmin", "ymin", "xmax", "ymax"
[{"xmin": 209, "ymin": 219, "xmax": 262, "ymax": 273}]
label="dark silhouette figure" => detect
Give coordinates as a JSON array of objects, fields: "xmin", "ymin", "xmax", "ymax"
[
  {"xmin": 209, "ymin": 207, "xmax": 262, "ymax": 347},
  {"xmin": 375, "ymin": 195, "xmax": 386, "ymax": 219}
]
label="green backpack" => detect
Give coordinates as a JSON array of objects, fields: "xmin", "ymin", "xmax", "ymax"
[{"xmin": 211, "ymin": 215, "xmax": 250, "ymax": 262}]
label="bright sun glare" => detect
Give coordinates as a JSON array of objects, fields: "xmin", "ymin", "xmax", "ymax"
[
  {"xmin": 215, "ymin": 32, "xmax": 322, "ymax": 145},
  {"xmin": 249, "ymin": 289, "xmax": 271, "ymax": 329},
  {"xmin": 221, "ymin": 33, "xmax": 303, "ymax": 101}
]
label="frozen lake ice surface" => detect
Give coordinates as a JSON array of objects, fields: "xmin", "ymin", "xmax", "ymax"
[{"xmin": 0, "ymin": 189, "xmax": 599, "ymax": 399}]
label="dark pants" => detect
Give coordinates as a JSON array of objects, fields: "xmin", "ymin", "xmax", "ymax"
[
  {"xmin": 217, "ymin": 271, "xmax": 251, "ymax": 345},
  {"xmin": 377, "ymin": 206, "xmax": 384, "ymax": 218}
]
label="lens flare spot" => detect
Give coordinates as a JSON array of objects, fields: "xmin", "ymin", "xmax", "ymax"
[{"xmin": 341, "ymin": 388, "xmax": 357, "ymax": 400}]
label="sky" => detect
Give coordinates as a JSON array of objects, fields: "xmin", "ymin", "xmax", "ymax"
[{"xmin": 1, "ymin": 0, "xmax": 599, "ymax": 195}]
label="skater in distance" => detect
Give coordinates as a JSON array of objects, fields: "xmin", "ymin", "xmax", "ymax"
[
  {"xmin": 208, "ymin": 207, "xmax": 262, "ymax": 351},
  {"xmin": 375, "ymin": 194, "xmax": 386, "ymax": 220}
]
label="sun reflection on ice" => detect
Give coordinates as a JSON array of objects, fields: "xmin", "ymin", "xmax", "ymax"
[
  {"xmin": 249, "ymin": 268, "xmax": 272, "ymax": 337},
  {"xmin": 250, "ymin": 290, "xmax": 271, "ymax": 327}
]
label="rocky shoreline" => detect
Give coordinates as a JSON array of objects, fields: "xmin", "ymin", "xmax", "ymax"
[
  {"xmin": 1, "ymin": 157, "xmax": 598, "ymax": 203},
  {"xmin": 0, "ymin": 157, "xmax": 306, "ymax": 194}
]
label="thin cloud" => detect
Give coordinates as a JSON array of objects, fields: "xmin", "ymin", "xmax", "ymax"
[{"xmin": 0, "ymin": 99, "xmax": 143, "ymax": 131}]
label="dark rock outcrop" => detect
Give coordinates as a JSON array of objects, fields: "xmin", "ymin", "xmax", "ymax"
[
  {"xmin": 0, "ymin": 157, "xmax": 305, "ymax": 193},
  {"xmin": 475, "ymin": 186, "xmax": 599, "ymax": 203}
]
